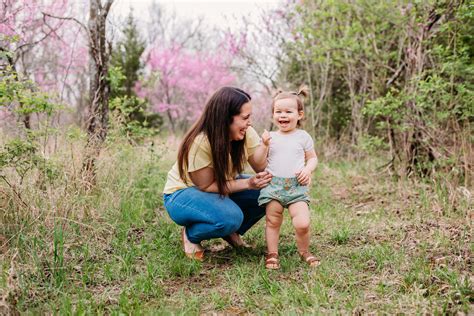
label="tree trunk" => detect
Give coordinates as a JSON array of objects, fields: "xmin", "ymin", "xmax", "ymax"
[
  {"xmin": 82, "ymin": 0, "xmax": 114, "ymax": 188},
  {"xmin": 401, "ymin": 7, "xmax": 441, "ymax": 177},
  {"xmin": 303, "ymin": 58, "xmax": 316, "ymax": 138}
]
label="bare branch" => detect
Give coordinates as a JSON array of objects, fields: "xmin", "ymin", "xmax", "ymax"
[
  {"xmin": 42, "ymin": 12, "xmax": 88, "ymax": 34},
  {"xmin": 386, "ymin": 62, "xmax": 406, "ymax": 87}
]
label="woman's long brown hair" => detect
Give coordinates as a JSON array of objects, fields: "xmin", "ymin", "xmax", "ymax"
[{"xmin": 177, "ymin": 87, "xmax": 251, "ymax": 196}]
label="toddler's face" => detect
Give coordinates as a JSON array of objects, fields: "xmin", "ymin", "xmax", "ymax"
[{"xmin": 273, "ymin": 98, "xmax": 302, "ymax": 133}]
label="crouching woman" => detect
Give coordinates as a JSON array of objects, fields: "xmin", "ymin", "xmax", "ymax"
[{"xmin": 162, "ymin": 87, "xmax": 272, "ymax": 260}]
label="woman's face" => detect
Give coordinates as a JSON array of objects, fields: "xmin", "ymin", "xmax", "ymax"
[{"xmin": 229, "ymin": 102, "xmax": 252, "ymax": 141}]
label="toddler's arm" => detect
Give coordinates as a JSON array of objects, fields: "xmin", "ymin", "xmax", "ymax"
[
  {"xmin": 304, "ymin": 150, "xmax": 318, "ymax": 171},
  {"xmin": 296, "ymin": 150, "xmax": 318, "ymax": 185}
]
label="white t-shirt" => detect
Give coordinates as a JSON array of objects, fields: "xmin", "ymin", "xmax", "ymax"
[{"xmin": 266, "ymin": 129, "xmax": 314, "ymax": 178}]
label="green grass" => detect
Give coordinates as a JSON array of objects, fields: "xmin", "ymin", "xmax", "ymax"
[{"xmin": 1, "ymin": 141, "xmax": 472, "ymax": 314}]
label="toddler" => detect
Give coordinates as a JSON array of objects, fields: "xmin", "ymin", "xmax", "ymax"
[{"xmin": 258, "ymin": 85, "xmax": 319, "ymax": 269}]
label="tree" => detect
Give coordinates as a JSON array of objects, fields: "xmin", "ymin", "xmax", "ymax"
[
  {"xmin": 283, "ymin": 0, "xmax": 472, "ymax": 182},
  {"xmin": 82, "ymin": 0, "xmax": 114, "ymax": 186},
  {"xmin": 222, "ymin": 7, "xmax": 294, "ymax": 94},
  {"xmin": 146, "ymin": 2, "xmax": 206, "ymax": 50},
  {"xmin": 109, "ymin": 10, "xmax": 162, "ymax": 136},
  {"xmin": 111, "ymin": 11, "xmax": 144, "ymax": 98},
  {"xmin": 364, "ymin": 1, "xmax": 473, "ymax": 181},
  {"xmin": 0, "ymin": 0, "xmax": 76, "ymax": 129},
  {"xmin": 137, "ymin": 44, "xmax": 235, "ymax": 133}
]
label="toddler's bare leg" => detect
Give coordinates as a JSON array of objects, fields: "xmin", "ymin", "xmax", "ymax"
[
  {"xmin": 265, "ymin": 200, "xmax": 284, "ymax": 254},
  {"xmin": 288, "ymin": 201, "xmax": 311, "ymax": 253}
]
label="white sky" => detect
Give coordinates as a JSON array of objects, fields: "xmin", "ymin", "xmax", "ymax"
[{"xmin": 111, "ymin": 0, "xmax": 280, "ymax": 31}]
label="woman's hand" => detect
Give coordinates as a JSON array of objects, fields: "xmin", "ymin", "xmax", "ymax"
[
  {"xmin": 248, "ymin": 171, "xmax": 272, "ymax": 190},
  {"xmin": 295, "ymin": 167, "xmax": 312, "ymax": 186}
]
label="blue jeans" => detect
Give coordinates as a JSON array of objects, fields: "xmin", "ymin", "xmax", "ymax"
[{"xmin": 163, "ymin": 180, "xmax": 265, "ymax": 244}]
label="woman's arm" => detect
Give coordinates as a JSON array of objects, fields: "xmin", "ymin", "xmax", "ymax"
[
  {"xmin": 248, "ymin": 144, "xmax": 269, "ymax": 172},
  {"xmin": 189, "ymin": 167, "xmax": 272, "ymax": 194},
  {"xmin": 247, "ymin": 130, "xmax": 271, "ymax": 172}
]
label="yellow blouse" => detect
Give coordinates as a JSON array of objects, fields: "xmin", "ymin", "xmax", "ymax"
[{"xmin": 163, "ymin": 126, "xmax": 260, "ymax": 194}]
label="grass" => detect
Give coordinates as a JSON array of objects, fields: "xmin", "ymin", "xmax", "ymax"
[{"xmin": 0, "ymin": 138, "xmax": 472, "ymax": 314}]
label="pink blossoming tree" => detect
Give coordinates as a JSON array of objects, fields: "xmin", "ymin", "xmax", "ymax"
[
  {"xmin": 136, "ymin": 44, "xmax": 236, "ymax": 133},
  {"xmin": 0, "ymin": 0, "xmax": 89, "ymax": 127}
]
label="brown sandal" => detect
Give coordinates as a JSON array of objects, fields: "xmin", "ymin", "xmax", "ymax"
[
  {"xmin": 181, "ymin": 228, "xmax": 204, "ymax": 261},
  {"xmin": 265, "ymin": 252, "xmax": 280, "ymax": 270},
  {"xmin": 300, "ymin": 251, "xmax": 320, "ymax": 267}
]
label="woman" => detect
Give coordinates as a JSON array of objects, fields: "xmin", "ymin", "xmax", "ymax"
[{"xmin": 163, "ymin": 87, "xmax": 272, "ymax": 260}]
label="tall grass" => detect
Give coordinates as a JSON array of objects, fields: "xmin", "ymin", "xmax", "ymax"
[{"xmin": 0, "ymin": 134, "xmax": 472, "ymax": 314}]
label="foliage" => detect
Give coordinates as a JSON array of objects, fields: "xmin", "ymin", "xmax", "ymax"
[
  {"xmin": 110, "ymin": 11, "xmax": 146, "ymax": 99},
  {"xmin": 108, "ymin": 12, "xmax": 162, "ymax": 140},
  {"xmin": 108, "ymin": 66, "xmax": 163, "ymax": 140},
  {"xmin": 357, "ymin": 135, "xmax": 388, "ymax": 155},
  {"xmin": 1, "ymin": 68, "xmax": 59, "ymax": 116},
  {"xmin": 108, "ymin": 93, "xmax": 163, "ymax": 142},
  {"xmin": 0, "ymin": 46, "xmax": 62, "ymax": 210},
  {"xmin": 282, "ymin": 0, "xmax": 473, "ymax": 181},
  {"xmin": 364, "ymin": 1, "xmax": 473, "ymax": 178},
  {"xmin": 0, "ymin": 137, "xmax": 55, "ymax": 182},
  {"xmin": 284, "ymin": 1, "xmax": 409, "ymax": 139},
  {"xmin": 0, "ymin": 0, "xmax": 88, "ymax": 96},
  {"xmin": 1, "ymin": 37, "xmax": 63, "ymax": 115},
  {"xmin": 1, "ymin": 35, "xmax": 63, "ymax": 128}
]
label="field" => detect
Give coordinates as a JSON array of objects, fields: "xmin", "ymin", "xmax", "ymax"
[{"xmin": 1, "ymin": 139, "xmax": 472, "ymax": 314}]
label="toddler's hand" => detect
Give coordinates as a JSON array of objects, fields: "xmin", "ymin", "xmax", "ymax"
[
  {"xmin": 295, "ymin": 167, "xmax": 312, "ymax": 186},
  {"xmin": 261, "ymin": 129, "xmax": 271, "ymax": 147}
]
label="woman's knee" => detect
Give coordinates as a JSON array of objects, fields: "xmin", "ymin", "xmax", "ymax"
[
  {"xmin": 213, "ymin": 207, "xmax": 243, "ymax": 235},
  {"xmin": 214, "ymin": 216, "xmax": 242, "ymax": 235}
]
